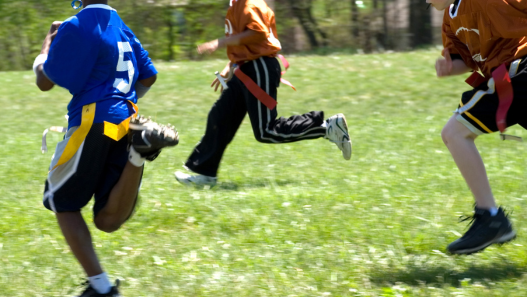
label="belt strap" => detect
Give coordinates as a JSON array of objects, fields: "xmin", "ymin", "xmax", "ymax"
[
  {"xmin": 233, "ymin": 55, "xmax": 298, "ymax": 110},
  {"xmin": 492, "ymin": 64, "xmax": 514, "ymax": 133},
  {"xmin": 465, "ymin": 71, "xmax": 487, "ymax": 88},
  {"xmin": 103, "ymin": 101, "xmax": 139, "ymax": 141},
  {"xmin": 464, "ymin": 65, "xmax": 514, "ymax": 133},
  {"xmin": 234, "ymin": 67, "xmax": 277, "ymax": 110}
]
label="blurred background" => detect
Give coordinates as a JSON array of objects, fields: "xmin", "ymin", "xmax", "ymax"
[{"xmin": 0, "ymin": 0, "xmax": 443, "ymax": 71}]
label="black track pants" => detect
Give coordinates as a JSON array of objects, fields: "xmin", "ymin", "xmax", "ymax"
[{"xmin": 185, "ymin": 56, "xmax": 326, "ymax": 177}]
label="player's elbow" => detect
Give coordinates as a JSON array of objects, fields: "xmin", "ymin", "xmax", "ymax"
[
  {"xmin": 138, "ymin": 74, "xmax": 157, "ymax": 88},
  {"xmin": 36, "ymin": 81, "xmax": 54, "ymax": 91},
  {"xmin": 36, "ymin": 73, "xmax": 55, "ymax": 91}
]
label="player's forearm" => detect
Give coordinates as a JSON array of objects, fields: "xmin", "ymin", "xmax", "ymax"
[
  {"xmin": 33, "ymin": 51, "xmax": 54, "ymax": 91},
  {"xmin": 35, "ymin": 27, "xmax": 58, "ymax": 91},
  {"xmin": 135, "ymin": 74, "xmax": 157, "ymax": 99},
  {"xmin": 41, "ymin": 41, "xmax": 51, "ymax": 55},
  {"xmin": 450, "ymin": 59, "xmax": 472, "ymax": 76},
  {"xmin": 35, "ymin": 65, "xmax": 55, "ymax": 91},
  {"xmin": 218, "ymin": 30, "xmax": 267, "ymax": 48}
]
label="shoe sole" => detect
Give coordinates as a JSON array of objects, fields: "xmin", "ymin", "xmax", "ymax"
[
  {"xmin": 448, "ymin": 230, "xmax": 517, "ymax": 255},
  {"xmin": 129, "ymin": 115, "xmax": 159, "ymax": 131},
  {"xmin": 174, "ymin": 172, "xmax": 217, "ymax": 188},
  {"xmin": 174, "ymin": 172, "xmax": 193, "ymax": 186},
  {"xmin": 335, "ymin": 114, "xmax": 352, "ymax": 160},
  {"xmin": 129, "ymin": 123, "xmax": 149, "ymax": 130}
]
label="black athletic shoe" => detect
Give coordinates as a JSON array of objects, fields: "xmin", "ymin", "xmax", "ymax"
[
  {"xmin": 129, "ymin": 115, "xmax": 179, "ymax": 161},
  {"xmin": 447, "ymin": 207, "xmax": 516, "ymax": 255},
  {"xmin": 78, "ymin": 279, "xmax": 121, "ymax": 297}
]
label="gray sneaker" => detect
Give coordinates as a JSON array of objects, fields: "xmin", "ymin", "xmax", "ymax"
[
  {"xmin": 175, "ymin": 171, "xmax": 217, "ymax": 188},
  {"xmin": 326, "ymin": 113, "xmax": 352, "ymax": 160}
]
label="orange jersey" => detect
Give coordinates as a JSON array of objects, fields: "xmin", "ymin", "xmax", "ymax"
[
  {"xmin": 225, "ymin": 0, "xmax": 282, "ymax": 63},
  {"xmin": 442, "ymin": 0, "xmax": 527, "ymax": 78}
]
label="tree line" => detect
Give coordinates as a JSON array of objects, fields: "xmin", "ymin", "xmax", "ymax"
[{"xmin": 0, "ymin": 0, "xmax": 433, "ymax": 71}]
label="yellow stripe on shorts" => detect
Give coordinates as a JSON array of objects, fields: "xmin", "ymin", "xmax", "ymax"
[
  {"xmin": 464, "ymin": 110, "xmax": 493, "ymax": 133},
  {"xmin": 51, "ymin": 103, "xmax": 95, "ymax": 171}
]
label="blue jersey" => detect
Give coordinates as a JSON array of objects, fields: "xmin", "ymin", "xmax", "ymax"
[{"xmin": 43, "ymin": 4, "xmax": 157, "ymax": 128}]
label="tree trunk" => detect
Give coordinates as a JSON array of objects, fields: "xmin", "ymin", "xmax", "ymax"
[
  {"xmin": 286, "ymin": 0, "xmax": 320, "ymax": 49},
  {"xmin": 409, "ymin": 0, "xmax": 432, "ymax": 48},
  {"xmin": 306, "ymin": 3, "xmax": 327, "ymax": 47},
  {"xmin": 362, "ymin": 15, "xmax": 372, "ymax": 53},
  {"xmin": 382, "ymin": 0, "xmax": 389, "ymax": 48},
  {"xmin": 350, "ymin": 0, "xmax": 359, "ymax": 39},
  {"xmin": 166, "ymin": 8, "xmax": 175, "ymax": 61}
]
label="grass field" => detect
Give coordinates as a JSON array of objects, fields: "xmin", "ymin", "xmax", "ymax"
[{"xmin": 1, "ymin": 49, "xmax": 527, "ymax": 297}]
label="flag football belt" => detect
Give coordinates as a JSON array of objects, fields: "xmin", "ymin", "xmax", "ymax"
[
  {"xmin": 42, "ymin": 101, "xmax": 139, "ymax": 169},
  {"xmin": 464, "ymin": 61, "xmax": 517, "ymax": 134},
  {"xmin": 234, "ymin": 55, "xmax": 296, "ymax": 110}
]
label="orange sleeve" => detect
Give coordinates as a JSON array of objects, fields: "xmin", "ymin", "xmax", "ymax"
[
  {"xmin": 487, "ymin": 0, "xmax": 527, "ymax": 39},
  {"xmin": 441, "ymin": 11, "xmax": 478, "ymax": 71},
  {"xmin": 241, "ymin": 3, "xmax": 270, "ymax": 35}
]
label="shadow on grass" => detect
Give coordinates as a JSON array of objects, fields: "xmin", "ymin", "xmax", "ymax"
[
  {"xmin": 216, "ymin": 179, "xmax": 299, "ymax": 191},
  {"xmin": 370, "ymin": 261, "xmax": 525, "ymax": 287}
]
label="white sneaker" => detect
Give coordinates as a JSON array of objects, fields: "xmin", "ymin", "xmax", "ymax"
[
  {"xmin": 326, "ymin": 113, "xmax": 352, "ymax": 160},
  {"xmin": 174, "ymin": 171, "xmax": 217, "ymax": 188}
]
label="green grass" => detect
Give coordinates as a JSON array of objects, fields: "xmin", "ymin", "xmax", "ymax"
[{"xmin": 1, "ymin": 49, "xmax": 527, "ymax": 296}]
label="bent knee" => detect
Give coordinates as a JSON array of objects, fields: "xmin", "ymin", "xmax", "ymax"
[
  {"xmin": 94, "ymin": 218, "xmax": 122, "ymax": 233},
  {"xmin": 441, "ymin": 124, "xmax": 454, "ymax": 145},
  {"xmin": 441, "ymin": 117, "xmax": 477, "ymax": 145}
]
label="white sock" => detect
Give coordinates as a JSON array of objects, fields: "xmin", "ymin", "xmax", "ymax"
[
  {"xmin": 89, "ymin": 272, "xmax": 112, "ymax": 294},
  {"xmin": 489, "ymin": 207, "xmax": 499, "ymax": 216},
  {"xmin": 128, "ymin": 146, "xmax": 146, "ymax": 167}
]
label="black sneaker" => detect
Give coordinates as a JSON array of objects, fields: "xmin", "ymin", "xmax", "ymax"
[
  {"xmin": 129, "ymin": 115, "xmax": 179, "ymax": 161},
  {"xmin": 447, "ymin": 207, "xmax": 516, "ymax": 255},
  {"xmin": 78, "ymin": 279, "xmax": 121, "ymax": 297}
]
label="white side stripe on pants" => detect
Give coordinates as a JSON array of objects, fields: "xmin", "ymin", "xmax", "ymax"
[
  {"xmin": 257, "ymin": 58, "xmax": 326, "ymax": 141},
  {"xmin": 253, "ymin": 60, "xmax": 280, "ymax": 143}
]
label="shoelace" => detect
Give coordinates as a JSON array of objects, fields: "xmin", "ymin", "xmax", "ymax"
[
  {"xmin": 458, "ymin": 213, "xmax": 479, "ymax": 225},
  {"xmin": 456, "ymin": 212, "xmax": 484, "ymax": 238},
  {"xmin": 457, "ymin": 207, "xmax": 513, "ymax": 237}
]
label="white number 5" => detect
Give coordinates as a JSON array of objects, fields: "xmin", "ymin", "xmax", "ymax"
[{"xmin": 113, "ymin": 41, "xmax": 135, "ymax": 94}]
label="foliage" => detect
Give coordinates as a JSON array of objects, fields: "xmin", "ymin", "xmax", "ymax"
[
  {"xmin": 0, "ymin": 0, "xmax": 227, "ymax": 71},
  {"xmin": 0, "ymin": 0, "xmax": 435, "ymax": 71},
  {"xmin": 0, "ymin": 0, "xmax": 70, "ymax": 71}
]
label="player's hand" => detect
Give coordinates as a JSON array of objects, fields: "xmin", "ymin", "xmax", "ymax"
[
  {"xmin": 197, "ymin": 39, "xmax": 219, "ymax": 55},
  {"xmin": 47, "ymin": 21, "xmax": 63, "ymax": 42},
  {"xmin": 436, "ymin": 48, "xmax": 453, "ymax": 77},
  {"xmin": 48, "ymin": 21, "xmax": 63, "ymax": 35},
  {"xmin": 41, "ymin": 21, "xmax": 63, "ymax": 54},
  {"xmin": 211, "ymin": 63, "xmax": 234, "ymax": 92}
]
